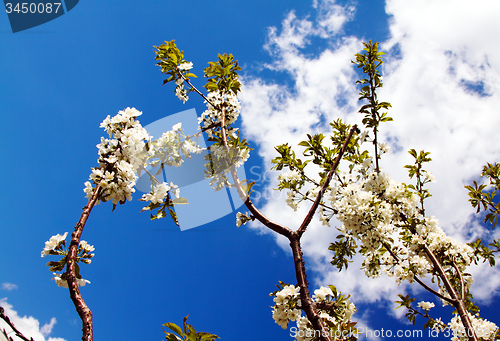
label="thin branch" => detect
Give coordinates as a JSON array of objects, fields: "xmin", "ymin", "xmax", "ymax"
[
  {"xmin": 452, "ymin": 262, "xmax": 466, "ymax": 301},
  {"xmin": 420, "ymin": 244, "xmax": 477, "ymax": 341},
  {"xmin": 290, "ymin": 234, "xmax": 332, "ymax": 341},
  {"xmin": 299, "ymin": 170, "xmax": 322, "ymax": 188},
  {"xmin": 1, "ymin": 328, "xmax": 14, "ymax": 341},
  {"xmin": 297, "ymin": 125, "xmax": 358, "ymax": 238},
  {"xmin": 406, "ymin": 305, "xmax": 449, "ymax": 331},
  {"xmin": 295, "ymin": 189, "xmax": 338, "ymax": 214},
  {"xmin": 0, "ymin": 307, "xmax": 34, "ymax": 341},
  {"xmin": 218, "ymin": 105, "xmax": 292, "ymax": 238},
  {"xmin": 66, "ymin": 185, "xmax": 102, "ymax": 341},
  {"xmin": 368, "ymin": 72, "xmax": 380, "ymax": 173},
  {"xmin": 381, "ymin": 242, "xmax": 455, "ymax": 304},
  {"xmin": 177, "ymin": 70, "xmax": 217, "ymax": 109}
]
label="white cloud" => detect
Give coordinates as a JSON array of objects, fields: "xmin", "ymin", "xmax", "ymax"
[
  {"xmin": 0, "ymin": 298, "xmax": 66, "ymax": 341},
  {"xmin": 1, "ymin": 283, "xmax": 18, "ymax": 291},
  {"xmin": 239, "ymin": 0, "xmax": 500, "ymax": 314}
]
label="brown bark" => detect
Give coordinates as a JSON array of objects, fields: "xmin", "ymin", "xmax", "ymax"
[
  {"xmin": 66, "ymin": 185, "xmax": 102, "ymax": 341},
  {"xmin": 420, "ymin": 244, "xmax": 478, "ymax": 341}
]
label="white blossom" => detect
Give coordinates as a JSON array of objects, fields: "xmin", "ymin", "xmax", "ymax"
[
  {"xmin": 41, "ymin": 232, "xmax": 68, "ymax": 257},
  {"xmin": 79, "ymin": 240, "xmax": 95, "ymax": 253},
  {"xmin": 87, "ymin": 108, "xmax": 150, "ymax": 205},
  {"xmin": 359, "ymin": 130, "xmax": 369, "ymax": 143},
  {"xmin": 51, "ymin": 273, "xmax": 68, "ymax": 288},
  {"xmin": 278, "ymin": 170, "xmax": 302, "ymax": 183},
  {"xmin": 286, "ymin": 191, "xmax": 299, "ymax": 211},
  {"xmin": 178, "ymin": 62, "xmax": 193, "ymax": 70},
  {"xmin": 312, "ymin": 286, "xmax": 333, "ymax": 302},
  {"xmin": 448, "ymin": 313, "xmax": 498, "ymax": 341},
  {"xmin": 51, "ymin": 274, "xmax": 90, "ymax": 288},
  {"xmin": 422, "ymin": 170, "xmax": 436, "ymax": 183},
  {"xmin": 378, "ymin": 142, "xmax": 390, "ymax": 154},
  {"xmin": 175, "ymin": 85, "xmax": 189, "ymax": 103},
  {"xmin": 236, "ymin": 212, "xmax": 250, "ymax": 227},
  {"xmin": 417, "ymin": 301, "xmax": 435, "ymax": 311},
  {"xmin": 270, "ymin": 284, "xmax": 355, "ymax": 340}
]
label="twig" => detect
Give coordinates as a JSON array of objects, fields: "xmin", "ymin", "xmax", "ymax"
[
  {"xmin": 382, "ymin": 242, "xmax": 454, "ymax": 304},
  {"xmin": 297, "ymin": 125, "xmax": 358, "ymax": 238},
  {"xmin": 66, "ymin": 185, "xmax": 102, "ymax": 341},
  {"xmin": 0, "ymin": 307, "xmax": 34, "ymax": 341},
  {"xmin": 452, "ymin": 262, "xmax": 466, "ymax": 301}
]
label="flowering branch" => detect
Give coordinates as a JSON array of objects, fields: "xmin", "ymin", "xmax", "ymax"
[
  {"xmin": 382, "ymin": 241, "xmax": 454, "ymax": 304},
  {"xmin": 420, "ymin": 242, "xmax": 478, "ymax": 341},
  {"xmin": 219, "ymin": 103, "xmax": 358, "ymax": 340},
  {"xmin": 297, "ymin": 125, "xmax": 359, "ymax": 238}
]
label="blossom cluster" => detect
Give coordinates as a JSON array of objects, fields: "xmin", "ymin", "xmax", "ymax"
[
  {"xmin": 325, "ymin": 164, "xmax": 475, "ymax": 284},
  {"xmin": 198, "ymin": 90, "xmax": 241, "ymax": 138},
  {"xmin": 140, "ymin": 181, "xmax": 180, "ymax": 205},
  {"xmin": 84, "ymin": 107, "xmax": 150, "ymax": 205},
  {"xmin": 41, "ymin": 232, "xmax": 94, "ymax": 287},
  {"xmin": 278, "ymin": 148, "xmax": 476, "ymax": 296},
  {"xmin": 236, "ymin": 212, "xmax": 251, "ymax": 227},
  {"xmin": 175, "ymin": 78, "xmax": 189, "ymax": 103},
  {"xmin": 271, "ymin": 284, "xmax": 302, "ymax": 329},
  {"xmin": 417, "ymin": 301, "xmax": 435, "ymax": 311},
  {"xmin": 270, "ymin": 284, "xmax": 356, "ymax": 341},
  {"xmin": 447, "ymin": 313, "xmax": 499, "ymax": 341},
  {"xmin": 278, "ymin": 170, "xmax": 302, "ymax": 184},
  {"xmin": 205, "ymin": 141, "xmax": 250, "ymax": 192},
  {"xmin": 84, "ymin": 108, "xmax": 202, "ymax": 213},
  {"xmin": 147, "ymin": 122, "xmax": 203, "ymax": 168},
  {"xmin": 174, "ymin": 61, "xmax": 193, "ymax": 103}
]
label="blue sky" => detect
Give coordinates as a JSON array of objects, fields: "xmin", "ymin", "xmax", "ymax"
[{"xmin": 1, "ymin": 1, "xmax": 500, "ymax": 341}]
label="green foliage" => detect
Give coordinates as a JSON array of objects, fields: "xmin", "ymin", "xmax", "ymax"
[
  {"xmin": 271, "ymin": 143, "xmax": 309, "ymax": 172},
  {"xmin": 140, "ymin": 195, "xmax": 184, "ymax": 226},
  {"xmin": 352, "ymin": 40, "xmax": 393, "ymax": 132},
  {"xmin": 465, "ymin": 162, "xmax": 500, "ymax": 228},
  {"xmin": 405, "ymin": 149, "xmax": 433, "ymax": 178},
  {"xmin": 468, "ymin": 238, "xmax": 500, "ymax": 266},
  {"xmin": 202, "ymin": 130, "xmax": 252, "ymax": 191},
  {"xmin": 154, "ymin": 40, "xmax": 197, "ymax": 86},
  {"xmin": 464, "ymin": 162, "xmax": 500, "ymax": 270},
  {"xmin": 203, "ymin": 53, "xmax": 242, "ymax": 94},
  {"xmin": 299, "ymin": 133, "xmax": 332, "ymax": 167},
  {"xmin": 395, "ymin": 294, "xmax": 418, "ymax": 326},
  {"xmin": 404, "ymin": 149, "xmax": 433, "ymax": 207},
  {"xmin": 329, "ymin": 234, "xmax": 357, "ymax": 271},
  {"xmin": 163, "ymin": 316, "xmax": 219, "ymax": 341}
]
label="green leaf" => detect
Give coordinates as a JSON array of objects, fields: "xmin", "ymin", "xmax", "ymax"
[
  {"xmin": 172, "ymin": 197, "xmax": 189, "ymax": 205},
  {"xmin": 169, "ymin": 207, "xmax": 180, "ymax": 226},
  {"xmin": 163, "ymin": 323, "xmax": 184, "ymax": 338}
]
